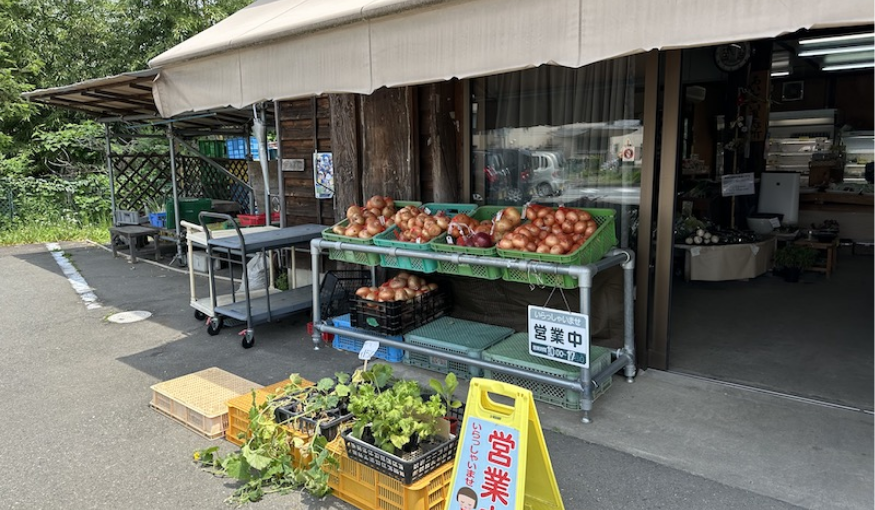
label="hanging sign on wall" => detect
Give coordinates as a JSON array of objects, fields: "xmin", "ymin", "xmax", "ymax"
[
  {"xmin": 527, "ymin": 305, "xmax": 590, "ymax": 368},
  {"xmin": 721, "ymin": 172, "xmax": 755, "ymax": 197},
  {"xmin": 313, "ymin": 152, "xmax": 334, "ymax": 199}
]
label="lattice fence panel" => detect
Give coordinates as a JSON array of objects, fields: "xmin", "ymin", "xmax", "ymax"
[{"xmin": 112, "ymin": 154, "xmax": 172, "ymax": 212}]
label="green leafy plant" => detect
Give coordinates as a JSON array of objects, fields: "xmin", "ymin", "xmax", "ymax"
[
  {"xmin": 775, "ymin": 244, "xmax": 818, "ymax": 269},
  {"xmin": 348, "ymin": 378, "xmax": 446, "ymax": 455},
  {"xmin": 193, "ymin": 383, "xmax": 340, "ymax": 504},
  {"xmin": 428, "ymin": 372, "xmax": 462, "ymax": 412}
]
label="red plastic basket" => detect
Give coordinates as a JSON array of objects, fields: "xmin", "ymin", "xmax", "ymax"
[{"xmin": 237, "ymin": 212, "xmax": 281, "ymax": 226}]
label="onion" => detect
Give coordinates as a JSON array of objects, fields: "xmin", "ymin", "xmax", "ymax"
[
  {"xmin": 470, "ymin": 232, "xmax": 494, "ymax": 248},
  {"xmin": 495, "ymin": 218, "xmax": 513, "ymax": 233},
  {"xmin": 344, "ymin": 225, "xmax": 362, "ymax": 236},
  {"xmin": 584, "ymin": 225, "xmax": 597, "ymax": 236},
  {"xmin": 536, "ymin": 244, "xmax": 551, "ymax": 254},
  {"xmin": 370, "ymin": 195, "xmax": 386, "ymax": 209},
  {"xmin": 543, "ymin": 215, "xmax": 555, "ymax": 227},
  {"xmin": 525, "ymin": 242, "xmax": 538, "ymax": 252},
  {"xmin": 389, "ymin": 278, "xmax": 407, "ymax": 289},
  {"xmin": 425, "ymin": 223, "xmax": 443, "ymax": 237},
  {"xmin": 332, "ymin": 224, "xmax": 345, "ymax": 235},
  {"xmin": 564, "ymin": 210, "xmax": 579, "ymax": 223},
  {"xmin": 551, "ymin": 224, "xmax": 564, "ymax": 235},
  {"xmin": 365, "ymin": 291, "xmax": 377, "ymax": 301},
  {"xmin": 525, "ymin": 206, "xmax": 538, "ymax": 221},
  {"xmin": 538, "ymin": 230, "xmax": 549, "ymax": 240},
  {"xmin": 384, "ymin": 196, "xmax": 395, "ymax": 207},
  {"xmin": 358, "ymin": 230, "xmax": 372, "ymax": 239},
  {"xmin": 537, "ymin": 207, "xmax": 550, "ymax": 219},
  {"xmin": 533, "ymin": 217, "xmax": 545, "ymax": 228},
  {"xmin": 544, "ymin": 234, "xmax": 559, "ymax": 247},
  {"xmin": 561, "ymin": 221, "xmax": 575, "ymax": 234},
  {"xmin": 350, "ymin": 214, "xmax": 365, "ymax": 226},
  {"xmin": 355, "ymin": 287, "xmax": 370, "ymax": 297},
  {"xmin": 574, "ymin": 221, "xmax": 587, "ymax": 234},
  {"xmin": 550, "ymin": 245, "xmax": 564, "ymax": 255},
  {"xmin": 512, "ymin": 235, "xmax": 527, "ymax": 249},
  {"xmin": 558, "ymin": 236, "xmax": 572, "ymax": 252},
  {"xmin": 503, "ymin": 207, "xmax": 521, "ymax": 225},
  {"xmin": 378, "ymin": 288, "xmax": 395, "ymax": 301},
  {"xmin": 498, "ymin": 238, "xmax": 514, "ymax": 249},
  {"xmin": 579, "ymin": 210, "xmax": 592, "ymax": 221},
  {"xmin": 347, "ymin": 205, "xmax": 363, "ymax": 219}
]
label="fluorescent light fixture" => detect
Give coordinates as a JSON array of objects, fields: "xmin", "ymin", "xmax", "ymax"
[
  {"xmin": 822, "ymin": 62, "xmax": 875, "ymax": 71},
  {"xmin": 799, "ymin": 33, "xmax": 874, "ymax": 45},
  {"xmin": 798, "ymin": 45, "xmax": 874, "ymax": 57},
  {"xmin": 771, "ymin": 71, "xmax": 790, "ymax": 77}
]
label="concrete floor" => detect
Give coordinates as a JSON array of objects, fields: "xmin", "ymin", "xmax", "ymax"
[
  {"xmin": 669, "ymin": 247, "xmax": 874, "ymax": 411},
  {"xmin": 0, "ymin": 241, "xmax": 871, "ymax": 510}
]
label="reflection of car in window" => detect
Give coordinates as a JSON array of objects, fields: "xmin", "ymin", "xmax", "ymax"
[{"xmin": 529, "ymin": 150, "xmax": 566, "ymax": 197}]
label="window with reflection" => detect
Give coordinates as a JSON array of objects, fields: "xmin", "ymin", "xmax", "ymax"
[{"xmin": 470, "ymin": 56, "xmax": 647, "ymax": 248}]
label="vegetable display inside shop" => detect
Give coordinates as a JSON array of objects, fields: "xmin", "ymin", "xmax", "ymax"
[
  {"xmin": 389, "ymin": 205, "xmax": 450, "ymax": 243},
  {"xmin": 446, "ymin": 206, "xmax": 523, "ymax": 248},
  {"xmin": 497, "ymin": 204, "xmax": 597, "ymax": 254},
  {"xmin": 331, "ymin": 195, "xmax": 399, "ymax": 239},
  {"xmin": 354, "ymin": 271, "xmax": 438, "ymax": 302}
]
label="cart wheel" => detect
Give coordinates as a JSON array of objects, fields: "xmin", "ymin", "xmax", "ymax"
[
  {"xmin": 194, "ymin": 310, "xmax": 206, "ymax": 321},
  {"xmin": 206, "ymin": 317, "xmax": 223, "ymax": 336},
  {"xmin": 241, "ymin": 331, "xmax": 255, "ymax": 349}
]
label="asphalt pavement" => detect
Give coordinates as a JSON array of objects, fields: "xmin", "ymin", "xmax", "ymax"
[{"xmin": 0, "ymin": 241, "xmax": 870, "ymax": 510}]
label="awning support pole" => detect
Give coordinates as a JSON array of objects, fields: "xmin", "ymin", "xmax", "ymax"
[
  {"xmin": 167, "ymin": 124, "xmax": 185, "ymax": 267},
  {"xmin": 104, "ymin": 124, "xmax": 118, "ymax": 226}
]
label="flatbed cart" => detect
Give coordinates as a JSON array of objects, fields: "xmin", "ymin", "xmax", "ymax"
[
  {"xmin": 180, "ymin": 220, "xmax": 280, "ymax": 321},
  {"xmin": 199, "ymin": 212, "xmax": 325, "ymax": 348}
]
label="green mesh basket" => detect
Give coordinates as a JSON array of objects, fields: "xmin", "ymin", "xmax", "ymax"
[
  {"xmin": 321, "ymin": 201, "xmax": 422, "ymax": 266},
  {"xmin": 482, "ymin": 333, "xmax": 612, "ymax": 410},
  {"xmin": 499, "ymin": 207, "xmax": 617, "ymax": 288},
  {"xmin": 430, "ymin": 206, "xmax": 522, "ymax": 279},
  {"xmin": 403, "ymin": 317, "xmax": 514, "ymax": 378}
]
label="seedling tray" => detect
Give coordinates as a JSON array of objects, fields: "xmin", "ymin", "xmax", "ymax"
[
  {"xmin": 342, "ymin": 429, "xmax": 458, "ymax": 485},
  {"xmin": 273, "ymin": 397, "xmax": 352, "ymax": 442}
]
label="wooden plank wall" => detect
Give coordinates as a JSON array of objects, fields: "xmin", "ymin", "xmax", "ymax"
[
  {"xmin": 278, "ymin": 97, "xmax": 334, "ymax": 227},
  {"xmin": 418, "ymin": 81, "xmax": 462, "ymax": 203}
]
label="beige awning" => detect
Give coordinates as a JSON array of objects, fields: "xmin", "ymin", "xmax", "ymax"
[{"xmin": 149, "ymin": 0, "xmax": 874, "ymax": 118}]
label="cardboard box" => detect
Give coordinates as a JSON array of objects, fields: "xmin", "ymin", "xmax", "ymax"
[{"xmin": 808, "ymin": 161, "xmax": 844, "ymax": 187}]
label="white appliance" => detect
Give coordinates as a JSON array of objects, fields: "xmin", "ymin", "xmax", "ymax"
[{"xmin": 758, "ymin": 172, "xmax": 800, "ymax": 226}]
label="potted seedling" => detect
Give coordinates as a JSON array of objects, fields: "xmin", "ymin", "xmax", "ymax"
[
  {"xmin": 774, "ymin": 244, "xmax": 818, "ymax": 282},
  {"xmin": 429, "ymin": 372, "xmax": 463, "ymax": 435}
]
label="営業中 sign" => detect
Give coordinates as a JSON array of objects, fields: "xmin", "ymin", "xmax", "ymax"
[{"xmin": 527, "ymin": 305, "xmax": 590, "ymax": 368}]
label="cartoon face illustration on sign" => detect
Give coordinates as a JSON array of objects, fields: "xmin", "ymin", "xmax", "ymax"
[{"xmin": 456, "ymin": 487, "xmax": 478, "ymax": 510}]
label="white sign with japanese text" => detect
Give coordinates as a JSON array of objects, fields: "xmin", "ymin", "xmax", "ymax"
[
  {"xmin": 721, "ymin": 173, "xmax": 755, "ymax": 197},
  {"xmin": 527, "ymin": 305, "xmax": 590, "ymax": 368}
]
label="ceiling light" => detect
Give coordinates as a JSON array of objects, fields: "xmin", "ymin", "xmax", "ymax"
[
  {"xmin": 799, "ymin": 33, "xmax": 874, "ymax": 45},
  {"xmin": 770, "ymin": 71, "xmax": 790, "ymax": 77},
  {"xmin": 822, "ymin": 62, "xmax": 875, "ymax": 71},
  {"xmin": 798, "ymin": 45, "xmax": 874, "ymax": 57}
]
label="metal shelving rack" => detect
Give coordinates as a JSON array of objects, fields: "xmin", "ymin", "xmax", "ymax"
[{"xmin": 309, "ymin": 237, "xmax": 637, "ymax": 423}]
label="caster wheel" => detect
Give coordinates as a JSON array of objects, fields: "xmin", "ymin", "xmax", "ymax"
[
  {"xmin": 537, "ymin": 182, "xmax": 554, "ymax": 197},
  {"xmin": 194, "ymin": 310, "xmax": 206, "ymax": 321},
  {"xmin": 241, "ymin": 332, "xmax": 255, "ymax": 349},
  {"xmin": 206, "ymin": 317, "xmax": 223, "ymax": 336}
]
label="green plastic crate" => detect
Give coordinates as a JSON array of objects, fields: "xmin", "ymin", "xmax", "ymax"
[
  {"xmin": 403, "ymin": 317, "xmax": 514, "ymax": 378},
  {"xmin": 430, "ymin": 206, "xmax": 523, "ymax": 280},
  {"xmin": 166, "ymin": 197, "xmax": 213, "ymax": 228},
  {"xmin": 499, "ymin": 207, "xmax": 617, "ymax": 289},
  {"xmin": 197, "ymin": 140, "xmax": 227, "ymax": 158},
  {"xmin": 481, "ymin": 333, "xmax": 612, "ymax": 410},
  {"xmin": 321, "ymin": 201, "xmax": 423, "ymax": 266}
]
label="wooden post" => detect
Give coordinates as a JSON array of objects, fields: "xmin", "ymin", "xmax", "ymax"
[
  {"xmin": 330, "ymin": 94, "xmax": 362, "ymax": 221},
  {"xmin": 360, "ymin": 87, "xmax": 419, "ymax": 201}
]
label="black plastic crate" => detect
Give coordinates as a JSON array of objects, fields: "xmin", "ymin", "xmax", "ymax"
[
  {"xmin": 272, "ymin": 396, "xmax": 353, "ymax": 442},
  {"xmin": 349, "ymin": 288, "xmax": 449, "ymax": 336},
  {"xmin": 319, "ymin": 270, "xmax": 371, "ymax": 319},
  {"xmin": 341, "ymin": 429, "xmax": 458, "ymax": 485}
]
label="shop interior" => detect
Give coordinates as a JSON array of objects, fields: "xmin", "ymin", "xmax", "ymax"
[{"xmin": 667, "ymin": 30, "xmax": 874, "ymax": 411}]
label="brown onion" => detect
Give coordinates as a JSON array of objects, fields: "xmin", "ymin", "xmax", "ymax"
[
  {"xmin": 565, "ymin": 210, "xmax": 579, "ymax": 223},
  {"xmin": 579, "ymin": 210, "xmax": 592, "ymax": 221},
  {"xmin": 503, "ymin": 207, "xmax": 521, "ymax": 225},
  {"xmin": 561, "ymin": 221, "xmax": 575, "ymax": 234},
  {"xmin": 550, "ymin": 245, "xmax": 564, "ymax": 255},
  {"xmin": 537, "ymin": 207, "xmax": 551, "ymax": 219},
  {"xmin": 512, "ymin": 235, "xmax": 527, "ymax": 249},
  {"xmin": 543, "ymin": 215, "xmax": 555, "ymax": 227},
  {"xmin": 498, "ymin": 238, "xmax": 514, "ymax": 249},
  {"xmin": 525, "ymin": 242, "xmax": 538, "ymax": 252},
  {"xmin": 574, "ymin": 221, "xmax": 587, "ymax": 234},
  {"xmin": 544, "ymin": 234, "xmax": 559, "ymax": 247},
  {"xmin": 536, "ymin": 244, "xmax": 551, "ymax": 254}
]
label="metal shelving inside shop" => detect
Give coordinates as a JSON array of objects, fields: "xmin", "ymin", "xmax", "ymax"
[{"xmin": 308, "ymin": 237, "xmax": 637, "ymax": 423}]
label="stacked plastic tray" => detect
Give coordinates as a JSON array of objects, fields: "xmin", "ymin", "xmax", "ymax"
[
  {"xmin": 331, "ymin": 314, "xmax": 405, "ymax": 362},
  {"xmin": 402, "ymin": 316, "xmax": 514, "ymax": 378},
  {"xmin": 481, "ymin": 333, "xmax": 613, "ymax": 410}
]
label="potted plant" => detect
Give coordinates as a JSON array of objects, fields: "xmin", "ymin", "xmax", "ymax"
[
  {"xmin": 428, "ymin": 372, "xmax": 463, "ymax": 435},
  {"xmin": 774, "ymin": 244, "xmax": 818, "ymax": 282}
]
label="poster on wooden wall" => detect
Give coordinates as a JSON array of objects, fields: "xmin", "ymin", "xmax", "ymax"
[{"xmin": 313, "ymin": 152, "xmax": 334, "ymax": 199}]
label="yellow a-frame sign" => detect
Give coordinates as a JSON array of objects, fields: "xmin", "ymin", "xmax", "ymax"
[{"xmin": 444, "ymin": 378, "xmax": 564, "ymax": 510}]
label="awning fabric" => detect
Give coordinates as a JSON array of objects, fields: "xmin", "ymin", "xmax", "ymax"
[{"xmin": 149, "ymin": 0, "xmax": 874, "ymax": 118}]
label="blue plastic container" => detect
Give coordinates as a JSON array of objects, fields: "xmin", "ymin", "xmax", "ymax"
[{"xmin": 330, "ymin": 314, "xmax": 405, "ymax": 362}]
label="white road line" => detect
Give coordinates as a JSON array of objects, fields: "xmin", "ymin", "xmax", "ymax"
[{"xmin": 46, "ymin": 242, "xmax": 101, "ymax": 309}]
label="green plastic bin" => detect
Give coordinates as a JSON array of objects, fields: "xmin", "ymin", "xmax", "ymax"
[
  {"xmin": 481, "ymin": 333, "xmax": 612, "ymax": 410},
  {"xmin": 498, "ymin": 207, "xmax": 617, "ymax": 288},
  {"xmin": 320, "ymin": 201, "xmax": 422, "ymax": 267},
  {"xmin": 430, "ymin": 206, "xmax": 523, "ymax": 280},
  {"xmin": 403, "ymin": 317, "xmax": 514, "ymax": 378},
  {"xmin": 165, "ymin": 197, "xmax": 213, "ymax": 228}
]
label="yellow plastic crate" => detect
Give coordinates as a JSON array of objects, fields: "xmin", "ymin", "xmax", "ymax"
[
  {"xmin": 325, "ymin": 438, "xmax": 454, "ymax": 510},
  {"xmin": 150, "ymin": 367, "xmax": 262, "ymax": 440},
  {"xmin": 225, "ymin": 378, "xmax": 314, "ymax": 448}
]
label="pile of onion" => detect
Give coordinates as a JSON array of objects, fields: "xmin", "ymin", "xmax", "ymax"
[
  {"xmin": 333, "ymin": 195, "xmax": 398, "ymax": 239},
  {"xmin": 354, "ymin": 272, "xmax": 439, "ymax": 302},
  {"xmin": 391, "ymin": 206, "xmax": 450, "ymax": 243},
  {"xmin": 497, "ymin": 205, "xmax": 598, "ymax": 255},
  {"xmin": 449, "ymin": 207, "xmax": 522, "ymax": 248}
]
